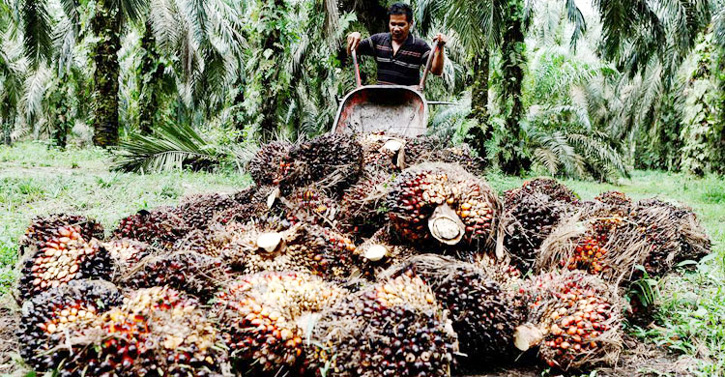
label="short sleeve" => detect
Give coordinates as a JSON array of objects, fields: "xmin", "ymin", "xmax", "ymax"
[
  {"xmin": 419, "ymin": 42, "xmax": 432, "ymax": 65},
  {"xmin": 357, "ymin": 37, "xmax": 375, "ymax": 56}
]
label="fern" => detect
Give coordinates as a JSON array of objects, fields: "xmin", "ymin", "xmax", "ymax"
[{"xmin": 113, "ymin": 121, "xmax": 220, "ymax": 173}]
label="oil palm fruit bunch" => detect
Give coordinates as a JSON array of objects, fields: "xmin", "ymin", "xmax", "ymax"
[
  {"xmin": 280, "ymin": 186, "xmax": 340, "ymax": 226},
  {"xmin": 105, "ymin": 238, "xmax": 152, "ymax": 270},
  {"xmin": 20, "ymin": 214, "xmax": 105, "ymax": 251},
  {"xmin": 386, "ymin": 163, "xmax": 501, "ymax": 248},
  {"xmin": 504, "ymin": 178, "xmax": 579, "ymax": 206},
  {"xmin": 112, "ymin": 208, "xmax": 188, "ymax": 248},
  {"xmin": 338, "ymin": 170, "xmax": 392, "ymax": 237},
  {"xmin": 174, "ymin": 193, "xmax": 238, "ymax": 230},
  {"xmin": 308, "ymin": 273, "xmax": 457, "ymax": 377},
  {"xmin": 18, "ymin": 280, "xmax": 122, "ymax": 373},
  {"xmin": 218, "ymin": 185, "xmax": 285, "ymax": 226},
  {"xmin": 594, "ymin": 191, "xmax": 632, "ymax": 211},
  {"xmin": 354, "ymin": 226, "xmax": 416, "ymax": 280},
  {"xmin": 283, "ymin": 133, "xmax": 363, "ymax": 195},
  {"xmin": 280, "ymin": 224, "xmax": 358, "ymax": 281},
  {"xmin": 504, "ymin": 192, "xmax": 571, "ymax": 273},
  {"xmin": 385, "ymin": 255, "xmax": 520, "ymax": 367},
  {"xmin": 214, "ymin": 271, "xmax": 344, "ymax": 376},
  {"xmin": 248, "ymin": 140, "xmax": 294, "ymax": 186},
  {"xmin": 405, "ymin": 136, "xmax": 486, "ymax": 176},
  {"xmin": 120, "ymin": 251, "xmax": 229, "ymax": 301},
  {"xmin": 72, "ymin": 286, "xmax": 226, "ymax": 377},
  {"xmin": 356, "ymin": 132, "xmax": 405, "ymax": 173},
  {"xmin": 18, "ymin": 226, "xmax": 112, "ymax": 301},
  {"xmin": 515, "ymin": 271, "xmax": 622, "ymax": 371},
  {"xmin": 562, "ymin": 215, "xmax": 624, "ymax": 275}
]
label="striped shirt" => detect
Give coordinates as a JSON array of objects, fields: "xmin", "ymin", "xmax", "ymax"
[{"xmin": 357, "ymin": 33, "xmax": 432, "ymax": 86}]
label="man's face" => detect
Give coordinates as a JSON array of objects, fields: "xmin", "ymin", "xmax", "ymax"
[{"xmin": 389, "ymin": 14, "xmax": 411, "ymax": 42}]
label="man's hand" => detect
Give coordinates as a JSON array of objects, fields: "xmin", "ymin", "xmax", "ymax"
[
  {"xmin": 433, "ymin": 33, "xmax": 447, "ymax": 48},
  {"xmin": 347, "ymin": 32, "xmax": 362, "ymax": 55}
]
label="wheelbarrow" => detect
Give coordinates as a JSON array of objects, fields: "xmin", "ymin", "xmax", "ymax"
[{"xmin": 332, "ymin": 41, "xmax": 443, "ymax": 137}]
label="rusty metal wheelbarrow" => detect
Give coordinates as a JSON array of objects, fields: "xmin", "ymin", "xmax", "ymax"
[{"xmin": 332, "ymin": 41, "xmax": 442, "ymax": 137}]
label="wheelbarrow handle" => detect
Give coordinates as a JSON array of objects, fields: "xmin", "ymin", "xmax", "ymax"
[
  {"xmin": 352, "ymin": 49, "xmax": 362, "ymax": 88},
  {"xmin": 419, "ymin": 40, "xmax": 439, "ymax": 92}
]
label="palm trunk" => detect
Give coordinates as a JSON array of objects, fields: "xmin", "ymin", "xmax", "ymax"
[
  {"xmin": 138, "ymin": 20, "xmax": 165, "ymax": 135},
  {"xmin": 465, "ymin": 51, "xmax": 491, "ymax": 163},
  {"xmin": 90, "ymin": 0, "xmax": 121, "ymax": 147},
  {"xmin": 258, "ymin": 0, "xmax": 286, "ymax": 140},
  {"xmin": 497, "ymin": 0, "xmax": 530, "ymax": 176}
]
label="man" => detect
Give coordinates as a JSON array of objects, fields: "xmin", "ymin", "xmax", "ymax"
[{"xmin": 346, "ymin": 2, "xmax": 446, "ymax": 87}]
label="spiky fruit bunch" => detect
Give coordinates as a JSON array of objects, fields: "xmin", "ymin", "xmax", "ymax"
[
  {"xmin": 113, "ymin": 208, "xmax": 188, "ymax": 247},
  {"xmin": 281, "ymin": 224, "xmax": 358, "ymax": 281},
  {"xmin": 281, "ymin": 186, "xmax": 340, "ymax": 226},
  {"xmin": 18, "ymin": 226, "xmax": 112, "ymax": 300},
  {"xmin": 217, "ymin": 185, "xmax": 285, "ymax": 226},
  {"xmin": 505, "ymin": 178, "xmax": 578, "ymax": 207},
  {"xmin": 516, "ymin": 271, "xmax": 621, "ymax": 371},
  {"xmin": 595, "ymin": 191, "xmax": 632, "ymax": 208},
  {"xmin": 20, "ymin": 214, "xmax": 104, "ymax": 250},
  {"xmin": 284, "ymin": 133, "xmax": 363, "ymax": 194},
  {"xmin": 354, "ymin": 226, "xmax": 416, "ymax": 280},
  {"xmin": 504, "ymin": 192, "xmax": 570, "ymax": 272},
  {"xmin": 631, "ymin": 198, "xmax": 711, "ymax": 276},
  {"xmin": 120, "ymin": 251, "xmax": 229, "ymax": 301},
  {"xmin": 18, "ymin": 280, "xmax": 122, "ymax": 373},
  {"xmin": 214, "ymin": 271, "xmax": 344, "ymax": 376},
  {"xmin": 249, "ymin": 140, "xmax": 294, "ymax": 186},
  {"xmin": 387, "ymin": 255, "xmax": 520, "ymax": 365},
  {"xmin": 68, "ymin": 287, "xmax": 225, "ymax": 377},
  {"xmin": 105, "ymin": 238, "xmax": 152, "ymax": 269},
  {"xmin": 175, "ymin": 193, "xmax": 237, "ymax": 230},
  {"xmin": 356, "ymin": 132, "xmax": 405, "ymax": 173},
  {"xmin": 431, "ymin": 147, "xmax": 485, "ymax": 176},
  {"xmin": 563, "ymin": 216, "xmax": 624, "ymax": 275},
  {"xmin": 386, "ymin": 163, "xmax": 501, "ymax": 247},
  {"xmin": 308, "ymin": 273, "xmax": 457, "ymax": 377},
  {"xmin": 339, "ymin": 171, "xmax": 392, "ymax": 237}
]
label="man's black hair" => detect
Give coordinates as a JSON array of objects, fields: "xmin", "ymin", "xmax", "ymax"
[{"xmin": 388, "ymin": 2, "xmax": 413, "ymax": 23}]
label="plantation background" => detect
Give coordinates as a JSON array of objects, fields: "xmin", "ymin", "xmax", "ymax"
[{"xmin": 1, "ymin": 0, "xmax": 725, "ymax": 375}]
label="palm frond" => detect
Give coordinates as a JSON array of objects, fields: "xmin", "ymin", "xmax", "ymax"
[
  {"xmin": 20, "ymin": 0, "xmax": 53, "ymax": 65},
  {"xmin": 114, "ymin": 121, "xmax": 220, "ymax": 172},
  {"xmin": 19, "ymin": 63, "xmax": 52, "ymax": 125},
  {"xmin": 109, "ymin": 0, "xmax": 150, "ymax": 24},
  {"xmin": 564, "ymin": 0, "xmax": 586, "ymax": 50}
]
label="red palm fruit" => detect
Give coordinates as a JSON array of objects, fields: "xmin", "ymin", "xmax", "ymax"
[
  {"xmin": 515, "ymin": 271, "xmax": 622, "ymax": 371},
  {"xmin": 248, "ymin": 140, "xmax": 294, "ymax": 187},
  {"xmin": 338, "ymin": 170, "xmax": 393, "ymax": 238},
  {"xmin": 504, "ymin": 192, "xmax": 572, "ymax": 273},
  {"xmin": 283, "ymin": 133, "xmax": 363, "ymax": 195},
  {"xmin": 69, "ymin": 287, "xmax": 227, "ymax": 377},
  {"xmin": 17, "ymin": 280, "xmax": 122, "ymax": 373},
  {"xmin": 120, "ymin": 251, "xmax": 230, "ymax": 301},
  {"xmin": 504, "ymin": 177, "xmax": 579, "ymax": 207},
  {"xmin": 112, "ymin": 208, "xmax": 188, "ymax": 248},
  {"xmin": 307, "ymin": 273, "xmax": 457, "ymax": 377},
  {"xmin": 386, "ymin": 163, "xmax": 501, "ymax": 248},
  {"xmin": 20, "ymin": 214, "xmax": 104, "ymax": 252},
  {"xmin": 174, "ymin": 192, "xmax": 238, "ymax": 230},
  {"xmin": 214, "ymin": 271, "xmax": 344, "ymax": 376},
  {"xmin": 386, "ymin": 255, "xmax": 521, "ymax": 367},
  {"xmin": 18, "ymin": 226, "xmax": 112, "ymax": 301}
]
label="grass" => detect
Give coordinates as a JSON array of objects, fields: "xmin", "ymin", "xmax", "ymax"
[
  {"xmin": 0, "ymin": 142, "xmax": 251, "ymax": 296},
  {"xmin": 1, "ymin": 143, "xmax": 724, "ymax": 375}
]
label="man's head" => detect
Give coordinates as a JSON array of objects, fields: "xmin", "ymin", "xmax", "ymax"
[{"xmin": 388, "ymin": 2, "xmax": 413, "ymax": 42}]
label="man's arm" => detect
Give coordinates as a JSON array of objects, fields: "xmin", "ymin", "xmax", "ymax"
[{"xmin": 430, "ymin": 33, "xmax": 447, "ymax": 76}]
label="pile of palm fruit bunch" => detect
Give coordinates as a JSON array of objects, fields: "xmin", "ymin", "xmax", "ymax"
[{"xmin": 10, "ymin": 132, "xmax": 713, "ymax": 377}]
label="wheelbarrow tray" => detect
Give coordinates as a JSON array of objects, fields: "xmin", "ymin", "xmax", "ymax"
[{"xmin": 332, "ymin": 85, "xmax": 428, "ymax": 137}]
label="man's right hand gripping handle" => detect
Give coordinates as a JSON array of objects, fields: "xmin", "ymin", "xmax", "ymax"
[{"xmin": 346, "ymin": 32, "xmax": 362, "ymax": 55}]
